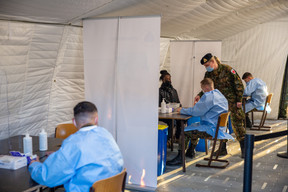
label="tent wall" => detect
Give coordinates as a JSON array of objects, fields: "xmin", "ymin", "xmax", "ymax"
[
  {"xmin": 161, "ymin": 21, "xmax": 288, "ymax": 119},
  {"xmin": 222, "ymin": 21, "xmax": 288, "ymax": 119},
  {"xmin": 160, "ymin": 38, "xmax": 171, "ymax": 71},
  {"xmin": 0, "ymin": 20, "xmax": 84, "ymax": 140}
]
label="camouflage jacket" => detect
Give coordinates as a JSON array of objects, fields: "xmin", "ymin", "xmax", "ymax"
[{"xmin": 199, "ymin": 63, "xmax": 244, "ymax": 103}]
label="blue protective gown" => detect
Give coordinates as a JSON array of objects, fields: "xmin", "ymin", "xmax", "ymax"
[
  {"xmin": 243, "ymin": 78, "xmax": 270, "ymax": 113},
  {"xmin": 180, "ymin": 89, "xmax": 234, "ymax": 140},
  {"xmin": 29, "ymin": 125, "xmax": 124, "ymax": 192}
]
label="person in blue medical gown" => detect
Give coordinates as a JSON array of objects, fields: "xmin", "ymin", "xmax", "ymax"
[
  {"xmin": 242, "ymin": 72, "xmax": 269, "ymax": 128},
  {"xmin": 166, "ymin": 78, "xmax": 234, "ymax": 166},
  {"xmin": 29, "ymin": 101, "xmax": 124, "ymax": 192}
]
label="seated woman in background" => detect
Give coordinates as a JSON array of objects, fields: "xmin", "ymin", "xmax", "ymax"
[
  {"xmin": 159, "ymin": 70, "xmax": 181, "ymax": 106},
  {"xmin": 159, "ymin": 70, "xmax": 181, "ymax": 142}
]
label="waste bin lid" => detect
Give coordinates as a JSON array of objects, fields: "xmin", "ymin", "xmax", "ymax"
[{"xmin": 158, "ymin": 125, "xmax": 168, "ymax": 130}]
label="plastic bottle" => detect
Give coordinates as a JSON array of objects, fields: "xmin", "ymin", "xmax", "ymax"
[
  {"xmin": 161, "ymin": 98, "xmax": 166, "ymax": 113},
  {"xmin": 39, "ymin": 129, "xmax": 48, "ymax": 151},
  {"xmin": 23, "ymin": 133, "xmax": 33, "ymax": 155}
]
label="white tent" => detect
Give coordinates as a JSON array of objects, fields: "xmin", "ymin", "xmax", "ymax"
[
  {"xmin": 0, "ymin": 0, "xmax": 288, "ymax": 189},
  {"xmin": 1, "ymin": 0, "xmax": 287, "ymax": 138}
]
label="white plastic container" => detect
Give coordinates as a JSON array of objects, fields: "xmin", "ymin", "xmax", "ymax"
[
  {"xmin": 23, "ymin": 133, "xmax": 33, "ymax": 155},
  {"xmin": 39, "ymin": 129, "xmax": 48, "ymax": 151},
  {"xmin": 161, "ymin": 98, "xmax": 166, "ymax": 113}
]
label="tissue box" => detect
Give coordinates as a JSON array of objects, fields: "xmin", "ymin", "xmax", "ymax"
[{"xmin": 0, "ymin": 155, "xmax": 27, "ymax": 170}]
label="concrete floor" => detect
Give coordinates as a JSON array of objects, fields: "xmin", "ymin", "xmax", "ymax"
[
  {"xmin": 45, "ymin": 120, "xmax": 287, "ymax": 192},
  {"xmin": 126, "ymin": 119, "xmax": 288, "ymax": 192}
]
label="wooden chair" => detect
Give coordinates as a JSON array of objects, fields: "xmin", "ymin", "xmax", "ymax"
[
  {"xmin": 55, "ymin": 123, "xmax": 78, "ymax": 139},
  {"xmin": 250, "ymin": 93, "xmax": 273, "ymax": 131},
  {"xmin": 90, "ymin": 168, "xmax": 127, "ymax": 192},
  {"xmin": 196, "ymin": 112, "xmax": 230, "ymax": 169}
]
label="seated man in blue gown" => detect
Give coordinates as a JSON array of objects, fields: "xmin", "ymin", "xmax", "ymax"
[
  {"xmin": 29, "ymin": 101, "xmax": 124, "ymax": 192},
  {"xmin": 242, "ymin": 72, "xmax": 270, "ymax": 128},
  {"xmin": 166, "ymin": 78, "xmax": 234, "ymax": 166}
]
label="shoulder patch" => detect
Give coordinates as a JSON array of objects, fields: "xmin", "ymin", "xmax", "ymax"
[{"xmin": 231, "ymin": 69, "xmax": 236, "ymax": 74}]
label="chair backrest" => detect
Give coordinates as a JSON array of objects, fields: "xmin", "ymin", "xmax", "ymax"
[
  {"xmin": 55, "ymin": 123, "xmax": 78, "ymax": 139},
  {"xmin": 218, "ymin": 112, "xmax": 230, "ymax": 127},
  {"xmin": 266, "ymin": 93, "xmax": 273, "ymax": 104},
  {"xmin": 90, "ymin": 168, "xmax": 127, "ymax": 192}
]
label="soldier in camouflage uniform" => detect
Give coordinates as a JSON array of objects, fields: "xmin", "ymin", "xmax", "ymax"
[{"xmin": 195, "ymin": 53, "xmax": 246, "ymax": 158}]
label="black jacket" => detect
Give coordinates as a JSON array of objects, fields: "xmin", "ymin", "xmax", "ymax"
[{"xmin": 159, "ymin": 83, "xmax": 180, "ymax": 106}]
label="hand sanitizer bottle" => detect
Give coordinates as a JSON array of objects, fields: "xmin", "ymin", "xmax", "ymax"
[
  {"xmin": 161, "ymin": 98, "xmax": 166, "ymax": 113},
  {"xmin": 39, "ymin": 129, "xmax": 48, "ymax": 151},
  {"xmin": 23, "ymin": 133, "xmax": 33, "ymax": 155}
]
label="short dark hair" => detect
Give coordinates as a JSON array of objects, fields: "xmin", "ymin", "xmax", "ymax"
[
  {"xmin": 242, "ymin": 72, "xmax": 252, "ymax": 80},
  {"xmin": 200, "ymin": 78, "xmax": 214, "ymax": 87},
  {"xmin": 159, "ymin": 70, "xmax": 171, "ymax": 81},
  {"xmin": 73, "ymin": 101, "xmax": 98, "ymax": 118}
]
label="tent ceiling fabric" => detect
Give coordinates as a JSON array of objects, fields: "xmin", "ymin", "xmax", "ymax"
[{"xmin": 0, "ymin": 0, "xmax": 287, "ymax": 39}]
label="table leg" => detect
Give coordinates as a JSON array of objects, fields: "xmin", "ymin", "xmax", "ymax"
[
  {"xmin": 243, "ymin": 98, "xmax": 246, "ymax": 129},
  {"xmin": 181, "ymin": 120, "xmax": 186, "ymax": 172},
  {"xmin": 171, "ymin": 119, "xmax": 174, "ymax": 151}
]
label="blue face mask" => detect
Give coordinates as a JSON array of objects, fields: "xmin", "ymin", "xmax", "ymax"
[{"xmin": 206, "ymin": 66, "xmax": 214, "ymax": 72}]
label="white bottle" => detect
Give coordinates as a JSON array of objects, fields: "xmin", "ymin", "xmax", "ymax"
[
  {"xmin": 23, "ymin": 133, "xmax": 33, "ymax": 155},
  {"xmin": 161, "ymin": 98, "xmax": 166, "ymax": 113},
  {"xmin": 39, "ymin": 129, "xmax": 48, "ymax": 151}
]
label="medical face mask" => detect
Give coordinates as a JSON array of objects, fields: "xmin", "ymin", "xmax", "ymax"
[
  {"xmin": 163, "ymin": 81, "xmax": 171, "ymax": 87},
  {"xmin": 205, "ymin": 66, "xmax": 214, "ymax": 72}
]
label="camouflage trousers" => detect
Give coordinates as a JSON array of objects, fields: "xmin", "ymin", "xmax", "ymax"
[
  {"xmin": 178, "ymin": 130, "xmax": 214, "ymax": 150},
  {"xmin": 229, "ymin": 102, "xmax": 246, "ymax": 142}
]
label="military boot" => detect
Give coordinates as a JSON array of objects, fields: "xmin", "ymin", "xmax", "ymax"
[
  {"xmin": 240, "ymin": 140, "xmax": 245, "ymax": 158},
  {"xmin": 245, "ymin": 115, "xmax": 252, "ymax": 128},
  {"xmin": 166, "ymin": 150, "xmax": 182, "ymax": 166},
  {"xmin": 185, "ymin": 144, "xmax": 196, "ymax": 158},
  {"xmin": 212, "ymin": 142, "xmax": 228, "ymax": 156}
]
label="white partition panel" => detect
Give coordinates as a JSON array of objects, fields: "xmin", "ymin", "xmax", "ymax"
[
  {"xmin": 83, "ymin": 16, "xmax": 160, "ymax": 190},
  {"xmin": 83, "ymin": 18, "xmax": 118, "ymax": 136},
  {"xmin": 170, "ymin": 42, "xmax": 194, "ymax": 107},
  {"xmin": 170, "ymin": 41, "xmax": 221, "ymax": 107}
]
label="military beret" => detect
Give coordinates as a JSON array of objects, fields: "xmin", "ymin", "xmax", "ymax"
[{"xmin": 200, "ymin": 53, "xmax": 213, "ymax": 65}]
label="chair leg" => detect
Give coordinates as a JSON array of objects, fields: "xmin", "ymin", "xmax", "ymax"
[
  {"xmin": 261, "ymin": 112, "xmax": 271, "ymax": 129},
  {"xmin": 251, "ymin": 111, "xmax": 271, "ymax": 131},
  {"xmin": 261, "ymin": 112, "xmax": 268, "ymax": 127},
  {"xmin": 207, "ymin": 138, "xmax": 217, "ymax": 166},
  {"xmin": 196, "ymin": 139, "xmax": 229, "ymax": 169},
  {"xmin": 258, "ymin": 111, "xmax": 266, "ymax": 129}
]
